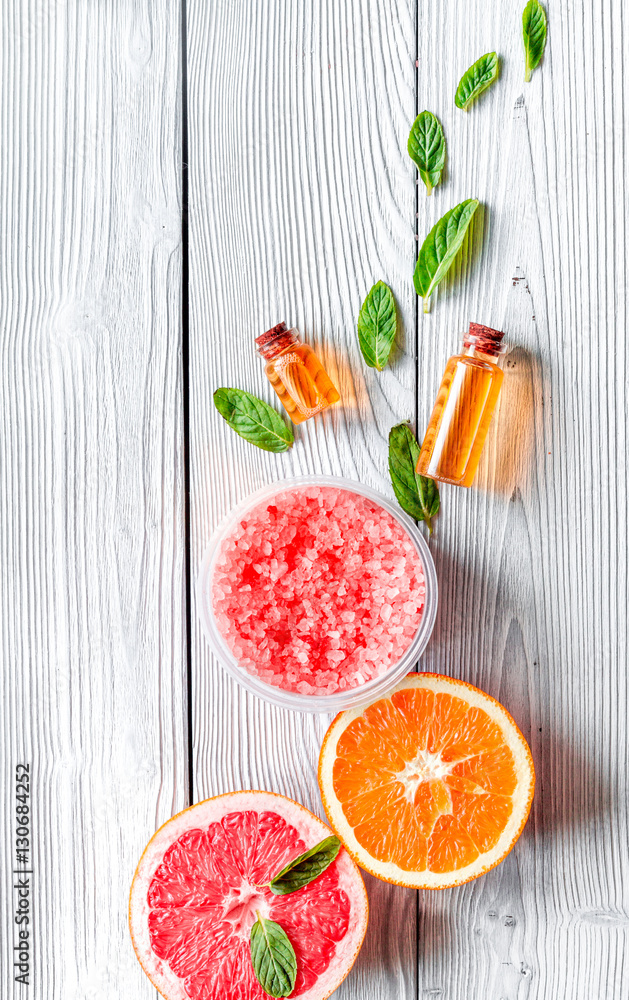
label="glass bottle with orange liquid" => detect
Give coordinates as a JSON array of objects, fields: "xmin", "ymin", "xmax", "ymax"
[
  {"xmin": 255, "ymin": 322, "xmax": 340, "ymax": 425},
  {"xmin": 416, "ymin": 322, "xmax": 505, "ymax": 487}
]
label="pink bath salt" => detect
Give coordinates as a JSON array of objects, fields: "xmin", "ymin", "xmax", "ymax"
[{"xmin": 211, "ymin": 486, "xmax": 425, "ymax": 695}]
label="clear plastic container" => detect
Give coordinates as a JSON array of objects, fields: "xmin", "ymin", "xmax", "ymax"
[{"xmin": 196, "ymin": 476, "xmax": 438, "ymax": 713}]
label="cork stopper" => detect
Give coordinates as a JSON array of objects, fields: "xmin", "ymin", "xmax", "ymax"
[
  {"xmin": 464, "ymin": 322, "xmax": 505, "ymax": 358},
  {"xmin": 255, "ymin": 322, "xmax": 299, "ymax": 360}
]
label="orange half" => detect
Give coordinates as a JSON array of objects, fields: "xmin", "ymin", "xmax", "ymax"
[{"xmin": 318, "ymin": 672, "xmax": 535, "ymax": 889}]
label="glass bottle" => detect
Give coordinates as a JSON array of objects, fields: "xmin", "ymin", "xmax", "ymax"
[
  {"xmin": 416, "ymin": 322, "xmax": 505, "ymax": 487},
  {"xmin": 255, "ymin": 322, "xmax": 340, "ymax": 425}
]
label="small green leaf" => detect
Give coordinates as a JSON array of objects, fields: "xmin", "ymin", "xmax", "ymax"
[
  {"xmin": 522, "ymin": 0, "xmax": 547, "ymax": 82},
  {"xmin": 413, "ymin": 199, "xmax": 479, "ymax": 312},
  {"xmin": 408, "ymin": 111, "xmax": 446, "ymax": 196},
  {"xmin": 357, "ymin": 281, "xmax": 397, "ymax": 370},
  {"xmin": 268, "ymin": 836, "xmax": 341, "ymax": 895},
  {"xmin": 214, "ymin": 388, "xmax": 294, "ymax": 452},
  {"xmin": 250, "ymin": 914, "xmax": 297, "ymax": 998},
  {"xmin": 388, "ymin": 423, "xmax": 439, "ymax": 533},
  {"xmin": 455, "ymin": 52, "xmax": 500, "ymax": 111}
]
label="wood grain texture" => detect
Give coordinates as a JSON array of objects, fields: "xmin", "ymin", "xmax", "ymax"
[
  {"xmin": 415, "ymin": 1, "xmax": 629, "ymax": 998},
  {"xmin": 187, "ymin": 0, "xmax": 418, "ymax": 995},
  {"xmin": 190, "ymin": 0, "xmax": 629, "ymax": 997},
  {"xmin": 2, "ymin": 0, "xmax": 626, "ymax": 997},
  {"xmin": 0, "ymin": 2, "xmax": 185, "ymax": 998}
]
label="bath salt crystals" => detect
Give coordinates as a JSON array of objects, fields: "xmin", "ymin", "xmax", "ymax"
[{"xmin": 211, "ymin": 486, "xmax": 426, "ymax": 695}]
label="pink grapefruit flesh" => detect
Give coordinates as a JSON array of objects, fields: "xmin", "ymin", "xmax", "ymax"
[{"xmin": 129, "ymin": 791, "xmax": 368, "ymax": 1000}]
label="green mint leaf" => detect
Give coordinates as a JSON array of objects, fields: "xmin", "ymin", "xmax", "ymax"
[
  {"xmin": 357, "ymin": 281, "xmax": 397, "ymax": 370},
  {"xmin": 522, "ymin": 0, "xmax": 547, "ymax": 82},
  {"xmin": 388, "ymin": 423, "xmax": 439, "ymax": 533},
  {"xmin": 408, "ymin": 111, "xmax": 446, "ymax": 196},
  {"xmin": 413, "ymin": 198, "xmax": 479, "ymax": 313},
  {"xmin": 250, "ymin": 914, "xmax": 297, "ymax": 998},
  {"xmin": 213, "ymin": 388, "xmax": 294, "ymax": 452},
  {"xmin": 455, "ymin": 52, "xmax": 500, "ymax": 111},
  {"xmin": 268, "ymin": 836, "xmax": 341, "ymax": 896}
]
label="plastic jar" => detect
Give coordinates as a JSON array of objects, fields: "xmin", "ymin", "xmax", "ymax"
[{"xmin": 196, "ymin": 476, "xmax": 438, "ymax": 713}]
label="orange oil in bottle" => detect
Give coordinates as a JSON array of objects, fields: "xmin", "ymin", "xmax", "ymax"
[
  {"xmin": 256, "ymin": 323, "xmax": 340, "ymax": 425},
  {"xmin": 417, "ymin": 323, "xmax": 505, "ymax": 487}
]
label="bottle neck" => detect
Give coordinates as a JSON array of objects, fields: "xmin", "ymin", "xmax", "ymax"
[
  {"xmin": 462, "ymin": 322, "xmax": 504, "ymax": 361},
  {"xmin": 463, "ymin": 345, "xmax": 500, "ymax": 363},
  {"xmin": 255, "ymin": 322, "xmax": 300, "ymax": 361}
]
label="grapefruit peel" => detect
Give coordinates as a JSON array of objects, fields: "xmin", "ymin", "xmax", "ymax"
[{"xmin": 129, "ymin": 790, "xmax": 368, "ymax": 1000}]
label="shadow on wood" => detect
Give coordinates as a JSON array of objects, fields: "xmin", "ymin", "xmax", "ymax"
[{"xmin": 475, "ymin": 345, "xmax": 538, "ymax": 498}]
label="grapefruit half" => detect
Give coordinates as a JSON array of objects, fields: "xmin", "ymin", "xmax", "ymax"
[
  {"xmin": 318, "ymin": 672, "xmax": 535, "ymax": 889},
  {"xmin": 129, "ymin": 790, "xmax": 368, "ymax": 1000}
]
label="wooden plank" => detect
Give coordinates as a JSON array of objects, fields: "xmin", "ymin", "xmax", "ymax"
[
  {"xmin": 187, "ymin": 0, "xmax": 418, "ymax": 995},
  {"xmin": 416, "ymin": 1, "xmax": 629, "ymax": 997},
  {"xmin": 0, "ymin": 2, "xmax": 185, "ymax": 997}
]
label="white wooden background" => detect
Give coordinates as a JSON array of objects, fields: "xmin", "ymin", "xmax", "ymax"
[{"xmin": 1, "ymin": 0, "xmax": 628, "ymax": 998}]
